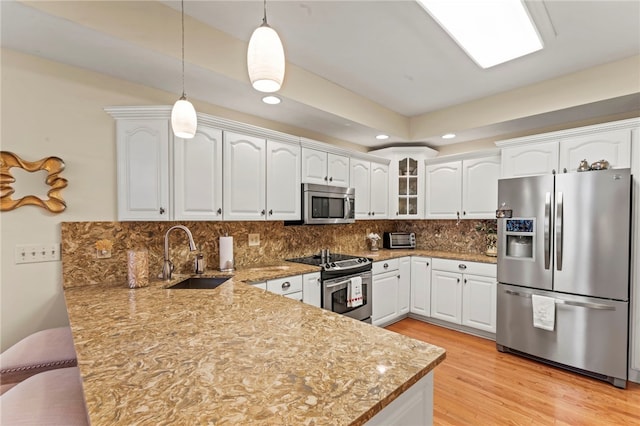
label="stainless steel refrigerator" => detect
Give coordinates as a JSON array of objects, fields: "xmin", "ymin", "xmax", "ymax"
[{"xmin": 495, "ymin": 168, "xmax": 631, "ymax": 388}]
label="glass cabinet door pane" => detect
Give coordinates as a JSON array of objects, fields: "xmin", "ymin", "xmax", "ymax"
[
  {"xmin": 409, "ymin": 158, "xmax": 418, "ymax": 176},
  {"xmin": 399, "ymin": 178, "xmax": 407, "ymax": 195},
  {"xmin": 408, "ymin": 177, "xmax": 417, "ymax": 195},
  {"xmin": 399, "ymin": 198, "xmax": 407, "ymax": 215},
  {"xmin": 408, "ymin": 198, "xmax": 417, "ymax": 215},
  {"xmin": 399, "ymin": 158, "xmax": 408, "ymax": 176}
]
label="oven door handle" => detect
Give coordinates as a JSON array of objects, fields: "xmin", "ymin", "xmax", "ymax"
[{"xmin": 325, "ymin": 279, "xmax": 352, "ymax": 289}]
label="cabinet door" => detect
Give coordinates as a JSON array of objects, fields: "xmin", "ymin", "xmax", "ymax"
[
  {"xmin": 350, "ymin": 158, "xmax": 372, "ymax": 219},
  {"xmin": 396, "ymin": 157, "xmax": 423, "ymax": 219},
  {"xmin": 397, "ymin": 257, "xmax": 411, "ymax": 315},
  {"xmin": 267, "ymin": 140, "xmax": 301, "ymax": 220},
  {"xmin": 116, "ymin": 119, "xmax": 170, "ymax": 220},
  {"xmin": 223, "ymin": 132, "xmax": 266, "ymax": 221},
  {"xmin": 430, "ymin": 270, "xmax": 462, "ymax": 324},
  {"xmin": 462, "ymin": 273, "xmax": 497, "ymax": 333},
  {"xmin": 328, "ymin": 153, "xmax": 350, "ymax": 187},
  {"xmin": 559, "ymin": 129, "xmax": 632, "ymax": 172},
  {"xmin": 462, "ymin": 155, "xmax": 500, "ymax": 219},
  {"xmin": 372, "ymin": 271, "xmax": 399, "ymax": 326},
  {"xmin": 302, "ymin": 272, "xmax": 321, "ymax": 308},
  {"xmin": 173, "ymin": 125, "xmax": 223, "ymax": 220},
  {"xmin": 410, "ymin": 257, "xmax": 431, "ymax": 317},
  {"xmin": 501, "ymin": 141, "xmax": 559, "ymax": 177},
  {"xmin": 425, "ymin": 161, "xmax": 461, "ymax": 219},
  {"xmin": 301, "ymin": 148, "xmax": 328, "ymax": 185},
  {"xmin": 370, "ymin": 161, "xmax": 389, "ymax": 219}
]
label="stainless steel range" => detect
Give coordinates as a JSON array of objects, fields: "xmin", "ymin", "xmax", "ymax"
[{"xmin": 287, "ymin": 252, "xmax": 372, "ymax": 323}]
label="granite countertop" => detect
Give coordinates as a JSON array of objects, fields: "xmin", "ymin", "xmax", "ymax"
[
  {"xmin": 356, "ymin": 249, "xmax": 498, "ymax": 264},
  {"xmin": 65, "ymin": 272, "xmax": 446, "ymax": 425}
]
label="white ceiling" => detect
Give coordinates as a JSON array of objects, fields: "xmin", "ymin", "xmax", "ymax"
[{"xmin": 2, "ymin": 0, "xmax": 639, "ymax": 150}]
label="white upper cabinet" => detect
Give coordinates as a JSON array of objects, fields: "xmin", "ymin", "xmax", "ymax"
[
  {"xmin": 426, "ymin": 153, "xmax": 501, "ymax": 220},
  {"xmin": 559, "ymin": 129, "xmax": 632, "ymax": 172},
  {"xmin": 425, "ymin": 161, "xmax": 462, "ymax": 219},
  {"xmin": 173, "ymin": 125, "xmax": 223, "ymax": 221},
  {"xmin": 498, "ymin": 119, "xmax": 636, "ymax": 178},
  {"xmin": 461, "ymin": 155, "xmax": 500, "ymax": 219},
  {"xmin": 369, "ymin": 147, "xmax": 438, "ymax": 220},
  {"xmin": 116, "ymin": 118, "xmax": 170, "ymax": 221},
  {"xmin": 224, "ymin": 132, "xmax": 300, "ymax": 221},
  {"xmin": 350, "ymin": 158, "xmax": 389, "ymax": 219},
  {"xmin": 266, "ymin": 140, "xmax": 301, "ymax": 220},
  {"xmin": 501, "ymin": 141, "xmax": 559, "ymax": 178},
  {"xmin": 301, "ymin": 147, "xmax": 349, "ymax": 187},
  {"xmin": 223, "ymin": 132, "xmax": 266, "ymax": 221}
]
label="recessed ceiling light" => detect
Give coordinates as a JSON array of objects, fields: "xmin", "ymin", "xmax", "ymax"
[
  {"xmin": 417, "ymin": 0, "xmax": 543, "ymax": 69},
  {"xmin": 442, "ymin": 133, "xmax": 456, "ymax": 139},
  {"xmin": 376, "ymin": 134, "xmax": 389, "ymax": 140},
  {"xmin": 262, "ymin": 95, "xmax": 281, "ymax": 105}
]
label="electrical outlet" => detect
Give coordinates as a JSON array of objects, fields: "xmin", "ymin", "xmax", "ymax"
[
  {"xmin": 15, "ymin": 243, "xmax": 61, "ymax": 264},
  {"xmin": 248, "ymin": 233, "xmax": 260, "ymax": 246}
]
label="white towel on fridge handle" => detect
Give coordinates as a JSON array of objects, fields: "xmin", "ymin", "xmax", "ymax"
[
  {"xmin": 347, "ymin": 276, "xmax": 363, "ymax": 308},
  {"xmin": 532, "ymin": 294, "xmax": 556, "ymax": 331}
]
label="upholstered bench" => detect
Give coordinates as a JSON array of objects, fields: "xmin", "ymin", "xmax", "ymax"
[
  {"xmin": 0, "ymin": 327, "xmax": 77, "ymax": 394},
  {"xmin": 0, "ymin": 367, "xmax": 89, "ymax": 425}
]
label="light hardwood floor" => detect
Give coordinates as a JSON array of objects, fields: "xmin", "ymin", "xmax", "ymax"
[{"xmin": 386, "ymin": 318, "xmax": 640, "ymax": 425}]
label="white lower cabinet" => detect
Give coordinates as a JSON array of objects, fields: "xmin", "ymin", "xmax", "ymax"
[
  {"xmin": 266, "ymin": 275, "xmax": 303, "ymax": 300},
  {"xmin": 250, "ymin": 282, "xmax": 266, "ymax": 290},
  {"xmin": 430, "ymin": 258, "xmax": 497, "ymax": 333},
  {"xmin": 372, "ymin": 258, "xmax": 410, "ymax": 326},
  {"xmin": 365, "ymin": 371, "xmax": 433, "ymax": 426},
  {"xmin": 410, "ymin": 257, "xmax": 432, "ymax": 317},
  {"xmin": 302, "ymin": 272, "xmax": 321, "ymax": 308}
]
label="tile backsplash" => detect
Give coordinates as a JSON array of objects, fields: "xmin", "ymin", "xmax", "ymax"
[{"xmin": 61, "ymin": 219, "xmax": 495, "ymax": 288}]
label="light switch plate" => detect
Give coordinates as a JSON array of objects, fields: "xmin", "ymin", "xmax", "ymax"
[
  {"xmin": 248, "ymin": 233, "xmax": 260, "ymax": 246},
  {"xmin": 15, "ymin": 243, "xmax": 61, "ymax": 264}
]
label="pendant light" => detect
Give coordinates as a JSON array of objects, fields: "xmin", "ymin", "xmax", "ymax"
[
  {"xmin": 247, "ymin": 0, "xmax": 285, "ymax": 93},
  {"xmin": 171, "ymin": 0, "xmax": 197, "ymax": 139}
]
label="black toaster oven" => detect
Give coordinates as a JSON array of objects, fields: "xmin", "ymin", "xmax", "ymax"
[{"xmin": 383, "ymin": 232, "xmax": 416, "ymax": 249}]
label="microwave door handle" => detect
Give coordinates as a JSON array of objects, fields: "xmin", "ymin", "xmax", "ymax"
[
  {"xmin": 544, "ymin": 192, "xmax": 551, "ymax": 270},
  {"xmin": 345, "ymin": 196, "xmax": 352, "ymax": 218}
]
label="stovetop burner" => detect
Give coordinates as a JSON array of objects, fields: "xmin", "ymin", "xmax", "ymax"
[{"xmin": 286, "ymin": 253, "xmax": 372, "ymax": 274}]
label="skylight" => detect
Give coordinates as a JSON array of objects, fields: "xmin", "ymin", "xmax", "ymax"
[{"xmin": 417, "ymin": 0, "xmax": 543, "ymax": 68}]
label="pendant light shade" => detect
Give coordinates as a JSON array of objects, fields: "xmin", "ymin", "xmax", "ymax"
[
  {"xmin": 171, "ymin": 0, "xmax": 197, "ymax": 139},
  {"xmin": 171, "ymin": 96, "xmax": 197, "ymax": 139},
  {"xmin": 247, "ymin": 1, "xmax": 285, "ymax": 93}
]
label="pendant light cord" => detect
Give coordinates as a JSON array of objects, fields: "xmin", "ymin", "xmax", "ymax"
[
  {"xmin": 181, "ymin": 0, "xmax": 186, "ymax": 98},
  {"xmin": 262, "ymin": 0, "xmax": 268, "ymax": 26}
]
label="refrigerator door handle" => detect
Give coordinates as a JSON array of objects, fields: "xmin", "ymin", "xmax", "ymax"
[
  {"xmin": 503, "ymin": 289, "xmax": 615, "ymax": 310},
  {"xmin": 556, "ymin": 191, "xmax": 563, "ymax": 271},
  {"xmin": 544, "ymin": 192, "xmax": 551, "ymax": 270}
]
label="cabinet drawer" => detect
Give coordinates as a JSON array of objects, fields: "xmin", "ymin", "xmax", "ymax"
[
  {"xmin": 284, "ymin": 291, "xmax": 303, "ymax": 302},
  {"xmin": 373, "ymin": 258, "xmax": 400, "ymax": 274},
  {"xmin": 432, "ymin": 258, "xmax": 496, "ymax": 277},
  {"xmin": 251, "ymin": 282, "xmax": 266, "ymax": 290},
  {"xmin": 267, "ymin": 275, "xmax": 303, "ymax": 295}
]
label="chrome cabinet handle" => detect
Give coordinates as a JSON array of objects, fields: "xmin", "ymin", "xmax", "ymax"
[
  {"xmin": 261, "ymin": 209, "xmax": 266, "ymax": 216},
  {"xmin": 463, "ymin": 211, "xmax": 466, "ymax": 216},
  {"xmin": 269, "ymin": 209, "xmax": 273, "ymax": 216},
  {"xmin": 458, "ymin": 264, "xmax": 467, "ymax": 270},
  {"xmin": 371, "ymin": 212, "xmax": 375, "ymax": 216},
  {"xmin": 324, "ymin": 176, "xmax": 328, "ymax": 181},
  {"xmin": 217, "ymin": 208, "xmax": 222, "ymax": 215},
  {"xmin": 383, "ymin": 263, "xmax": 389, "ymax": 269},
  {"xmin": 397, "ymin": 275, "xmax": 400, "ymax": 279},
  {"xmin": 457, "ymin": 278, "xmax": 460, "ymax": 283},
  {"xmin": 464, "ymin": 278, "xmax": 467, "ymax": 284},
  {"xmin": 426, "ymin": 262, "xmax": 429, "ymax": 267},
  {"xmin": 329, "ymin": 177, "xmax": 333, "ymax": 182},
  {"xmin": 159, "ymin": 207, "xmax": 165, "ymax": 214},
  {"xmin": 281, "ymin": 282, "xmax": 291, "ymax": 290}
]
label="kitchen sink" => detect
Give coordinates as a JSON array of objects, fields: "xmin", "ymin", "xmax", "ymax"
[{"xmin": 167, "ymin": 277, "xmax": 231, "ymax": 290}]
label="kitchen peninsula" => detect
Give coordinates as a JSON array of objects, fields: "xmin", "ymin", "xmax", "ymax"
[{"xmin": 64, "ymin": 268, "xmax": 446, "ymax": 425}]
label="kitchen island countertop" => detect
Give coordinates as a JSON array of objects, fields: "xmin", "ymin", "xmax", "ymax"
[{"xmin": 65, "ymin": 269, "xmax": 446, "ymax": 425}]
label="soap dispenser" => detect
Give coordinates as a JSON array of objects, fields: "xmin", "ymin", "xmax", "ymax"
[{"xmin": 194, "ymin": 253, "xmax": 205, "ymax": 274}]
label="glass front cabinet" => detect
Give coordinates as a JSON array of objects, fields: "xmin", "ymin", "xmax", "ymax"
[{"xmin": 370, "ymin": 147, "xmax": 438, "ymax": 219}]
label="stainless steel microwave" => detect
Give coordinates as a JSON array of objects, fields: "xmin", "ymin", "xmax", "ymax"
[{"xmin": 302, "ymin": 183, "xmax": 355, "ymax": 225}]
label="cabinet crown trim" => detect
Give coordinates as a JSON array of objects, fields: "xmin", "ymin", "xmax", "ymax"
[
  {"xmin": 425, "ymin": 148, "xmax": 501, "ymax": 165},
  {"xmin": 495, "ymin": 117, "xmax": 640, "ymax": 148},
  {"xmin": 300, "ymin": 138, "xmax": 356, "ymax": 157}
]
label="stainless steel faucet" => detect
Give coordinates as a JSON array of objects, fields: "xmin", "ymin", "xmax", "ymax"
[{"xmin": 162, "ymin": 225, "xmax": 197, "ymax": 280}]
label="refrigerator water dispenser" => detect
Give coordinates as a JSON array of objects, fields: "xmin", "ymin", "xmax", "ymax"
[{"xmin": 504, "ymin": 219, "xmax": 535, "ymax": 259}]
